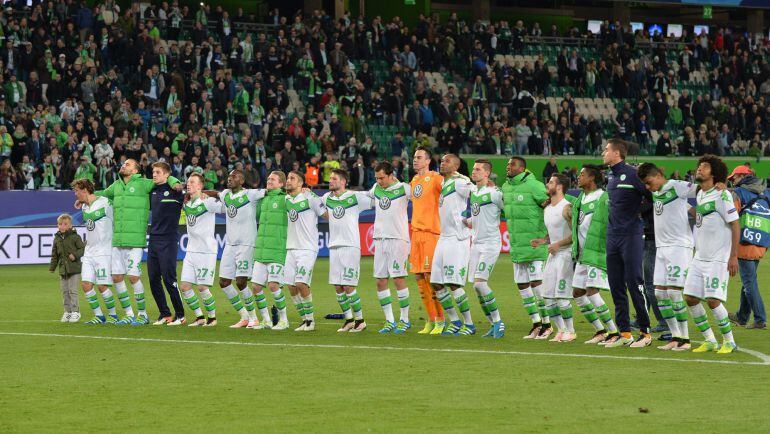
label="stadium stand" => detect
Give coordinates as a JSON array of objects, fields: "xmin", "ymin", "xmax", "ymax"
[{"xmin": 0, "ymin": 2, "xmax": 769, "ymax": 191}]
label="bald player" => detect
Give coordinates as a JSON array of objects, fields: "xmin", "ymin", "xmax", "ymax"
[{"xmin": 410, "ymin": 146, "xmax": 445, "ymax": 334}]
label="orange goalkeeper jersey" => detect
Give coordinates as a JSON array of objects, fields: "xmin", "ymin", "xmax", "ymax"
[{"xmin": 410, "ymin": 171, "xmax": 443, "ymax": 234}]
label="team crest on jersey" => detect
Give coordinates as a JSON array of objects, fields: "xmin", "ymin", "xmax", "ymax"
[
  {"xmin": 289, "ymin": 209, "xmax": 299, "ymax": 222},
  {"xmin": 163, "ymin": 191, "xmax": 169, "ymax": 197},
  {"xmin": 654, "ymin": 200, "xmax": 664, "ymax": 215},
  {"xmin": 186, "ymin": 214, "xmax": 197, "ymax": 226},
  {"xmin": 272, "ymin": 203, "xmax": 278, "ymax": 208},
  {"xmin": 471, "ymin": 202, "xmax": 481, "ymax": 216},
  {"xmin": 379, "ymin": 196, "xmax": 391, "ymax": 210},
  {"xmin": 85, "ymin": 219, "xmax": 95, "ymax": 231},
  {"xmin": 517, "ymin": 194, "xmax": 524, "ymax": 201},
  {"xmin": 332, "ymin": 205, "xmax": 345, "ymax": 218},
  {"xmin": 413, "ymin": 184, "xmax": 423, "ymax": 198},
  {"xmin": 620, "ymin": 174, "xmax": 627, "ymax": 181},
  {"xmin": 695, "ymin": 213, "xmax": 703, "ymax": 228},
  {"xmin": 227, "ymin": 204, "xmax": 238, "ymax": 218},
  {"xmin": 129, "ymin": 187, "xmax": 135, "ymax": 193}
]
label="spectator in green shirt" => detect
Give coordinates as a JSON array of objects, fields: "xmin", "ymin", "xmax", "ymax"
[
  {"xmin": 203, "ymin": 162, "xmax": 218, "ymax": 189},
  {"xmin": 73, "ymin": 156, "xmax": 97, "ymax": 181}
]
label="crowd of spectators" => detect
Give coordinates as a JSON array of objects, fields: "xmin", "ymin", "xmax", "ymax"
[{"xmin": 1, "ymin": 0, "xmax": 770, "ymax": 191}]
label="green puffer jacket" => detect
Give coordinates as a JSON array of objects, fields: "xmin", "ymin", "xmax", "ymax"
[
  {"xmin": 571, "ymin": 190, "xmax": 609, "ymax": 270},
  {"xmin": 253, "ymin": 188, "xmax": 288, "ymax": 264},
  {"xmin": 502, "ymin": 171, "xmax": 549, "ymax": 262},
  {"xmin": 97, "ymin": 174, "xmax": 180, "ymax": 247}
]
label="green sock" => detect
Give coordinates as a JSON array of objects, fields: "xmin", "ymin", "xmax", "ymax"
[
  {"xmin": 240, "ymin": 288, "xmax": 255, "ymax": 313},
  {"xmin": 102, "ymin": 289, "xmax": 117, "ymax": 315},
  {"xmin": 272, "ymin": 288, "xmax": 287, "ymax": 310},
  {"xmin": 200, "ymin": 289, "xmax": 216, "ymax": 318},
  {"xmin": 348, "ymin": 290, "xmax": 363, "ymax": 320},
  {"xmin": 292, "ymin": 294, "xmax": 305, "ymax": 317},
  {"xmin": 84, "ymin": 289, "xmax": 103, "ymax": 316},
  {"xmin": 302, "ymin": 295, "xmax": 314, "ymax": 321},
  {"xmin": 336, "ymin": 293, "xmax": 351, "ymax": 319},
  {"xmin": 255, "ymin": 291, "xmax": 268, "ymax": 310},
  {"xmin": 477, "ymin": 294, "xmax": 491, "ymax": 320}
]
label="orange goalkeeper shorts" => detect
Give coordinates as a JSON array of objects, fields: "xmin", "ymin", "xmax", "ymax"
[{"xmin": 409, "ymin": 230, "xmax": 439, "ymax": 274}]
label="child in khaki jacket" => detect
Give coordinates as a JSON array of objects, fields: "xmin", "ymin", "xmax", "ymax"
[{"xmin": 49, "ymin": 214, "xmax": 85, "ymax": 322}]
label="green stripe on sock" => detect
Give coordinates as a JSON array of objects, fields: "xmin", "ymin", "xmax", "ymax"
[
  {"xmin": 580, "ymin": 303, "xmax": 599, "ymax": 322},
  {"xmin": 349, "ymin": 293, "xmax": 362, "ymax": 313},
  {"xmin": 135, "ymin": 292, "xmax": 145, "ymax": 311},
  {"xmin": 274, "ymin": 292, "xmax": 287, "ymax": 310},
  {"xmin": 337, "ymin": 294, "xmax": 350, "ymax": 311},
  {"xmin": 379, "ymin": 296, "xmax": 393, "ymax": 307},
  {"xmin": 455, "ymin": 294, "xmax": 470, "ymax": 313},
  {"xmin": 303, "ymin": 302, "xmax": 314, "ymax": 315},
  {"xmin": 693, "ymin": 315, "xmax": 711, "ymax": 332},
  {"xmin": 718, "ymin": 317, "xmax": 732, "ymax": 335},
  {"xmin": 104, "ymin": 294, "xmax": 117, "ymax": 309},
  {"xmin": 255, "ymin": 292, "xmax": 268, "ymax": 310},
  {"xmin": 185, "ymin": 294, "xmax": 200, "ymax": 310},
  {"xmin": 560, "ymin": 305, "xmax": 574, "ymax": 319},
  {"xmin": 438, "ymin": 292, "xmax": 454, "ymax": 310},
  {"xmin": 595, "ymin": 304, "xmax": 612, "ymax": 323},
  {"xmin": 522, "ymin": 296, "xmax": 538, "ymax": 315},
  {"xmin": 115, "ymin": 293, "xmax": 128, "ymax": 309},
  {"xmin": 87, "ymin": 294, "xmax": 100, "ymax": 310},
  {"xmin": 202, "ymin": 295, "xmax": 216, "ymax": 313},
  {"xmin": 398, "ymin": 296, "xmax": 410, "ymax": 309},
  {"xmin": 229, "ymin": 296, "xmax": 244, "ymax": 311},
  {"xmin": 658, "ymin": 298, "xmax": 674, "ymax": 320}
]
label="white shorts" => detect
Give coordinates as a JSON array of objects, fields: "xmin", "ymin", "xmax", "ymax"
[
  {"xmin": 284, "ymin": 249, "xmax": 317, "ymax": 286},
  {"xmin": 251, "ymin": 262, "xmax": 284, "ymax": 287},
  {"xmin": 219, "ymin": 244, "xmax": 254, "ymax": 280},
  {"xmin": 82, "ymin": 255, "xmax": 112, "ymax": 286},
  {"xmin": 653, "ymin": 246, "xmax": 694, "ymax": 288},
  {"xmin": 111, "ymin": 247, "xmax": 143, "ymax": 277},
  {"xmin": 513, "ymin": 261, "xmax": 545, "ymax": 284},
  {"xmin": 430, "ymin": 237, "xmax": 471, "ymax": 286},
  {"xmin": 468, "ymin": 241, "xmax": 501, "ymax": 282},
  {"xmin": 181, "ymin": 252, "xmax": 217, "ymax": 287},
  {"xmin": 572, "ymin": 262, "xmax": 609, "ymax": 291},
  {"xmin": 684, "ymin": 258, "xmax": 729, "ymax": 302},
  {"xmin": 373, "ymin": 239, "xmax": 410, "ymax": 279},
  {"xmin": 329, "ymin": 246, "xmax": 361, "ymax": 286},
  {"xmin": 542, "ymin": 251, "xmax": 574, "ymax": 299}
]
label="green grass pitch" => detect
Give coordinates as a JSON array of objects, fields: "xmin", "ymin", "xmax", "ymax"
[{"xmin": 1, "ymin": 257, "xmax": 769, "ymax": 432}]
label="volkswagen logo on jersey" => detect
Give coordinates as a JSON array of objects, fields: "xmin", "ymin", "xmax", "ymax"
[
  {"xmin": 186, "ymin": 214, "xmax": 197, "ymax": 227},
  {"xmin": 413, "ymin": 184, "xmax": 423, "ymax": 198},
  {"xmin": 227, "ymin": 204, "xmax": 238, "ymax": 218},
  {"xmin": 654, "ymin": 200, "xmax": 664, "ymax": 216},
  {"xmin": 471, "ymin": 202, "xmax": 481, "ymax": 216},
  {"xmin": 379, "ymin": 196, "xmax": 391, "ymax": 210},
  {"xmin": 289, "ymin": 208, "xmax": 299, "ymax": 222},
  {"xmin": 332, "ymin": 205, "xmax": 345, "ymax": 219},
  {"xmin": 85, "ymin": 219, "xmax": 95, "ymax": 231},
  {"xmin": 695, "ymin": 212, "xmax": 703, "ymax": 228}
]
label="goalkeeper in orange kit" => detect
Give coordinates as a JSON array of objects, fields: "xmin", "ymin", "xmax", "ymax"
[{"xmin": 409, "ymin": 146, "xmax": 446, "ymax": 334}]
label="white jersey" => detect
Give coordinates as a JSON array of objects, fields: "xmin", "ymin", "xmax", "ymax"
[
  {"xmin": 323, "ymin": 190, "xmax": 374, "ymax": 249},
  {"xmin": 694, "ymin": 187, "xmax": 738, "ymax": 263},
  {"xmin": 82, "ymin": 196, "xmax": 113, "ymax": 257},
  {"xmin": 544, "ymin": 197, "xmax": 571, "ymax": 253},
  {"xmin": 469, "ymin": 185, "xmax": 504, "ymax": 244},
  {"xmin": 369, "ymin": 182, "xmax": 411, "ymax": 241},
  {"xmin": 286, "ymin": 191, "xmax": 326, "ymax": 251},
  {"xmin": 438, "ymin": 174, "xmax": 473, "ymax": 240},
  {"xmin": 221, "ymin": 188, "xmax": 265, "ymax": 246},
  {"xmin": 184, "ymin": 196, "xmax": 221, "ymax": 254},
  {"xmin": 652, "ymin": 179, "xmax": 695, "ymax": 248},
  {"xmin": 577, "ymin": 189, "xmax": 604, "ymax": 252}
]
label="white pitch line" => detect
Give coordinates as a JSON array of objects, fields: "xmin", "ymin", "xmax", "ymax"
[{"xmin": 1, "ymin": 331, "xmax": 768, "ymax": 366}]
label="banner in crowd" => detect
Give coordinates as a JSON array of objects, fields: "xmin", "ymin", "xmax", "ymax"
[{"xmin": 0, "ymin": 223, "xmax": 513, "ymax": 266}]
